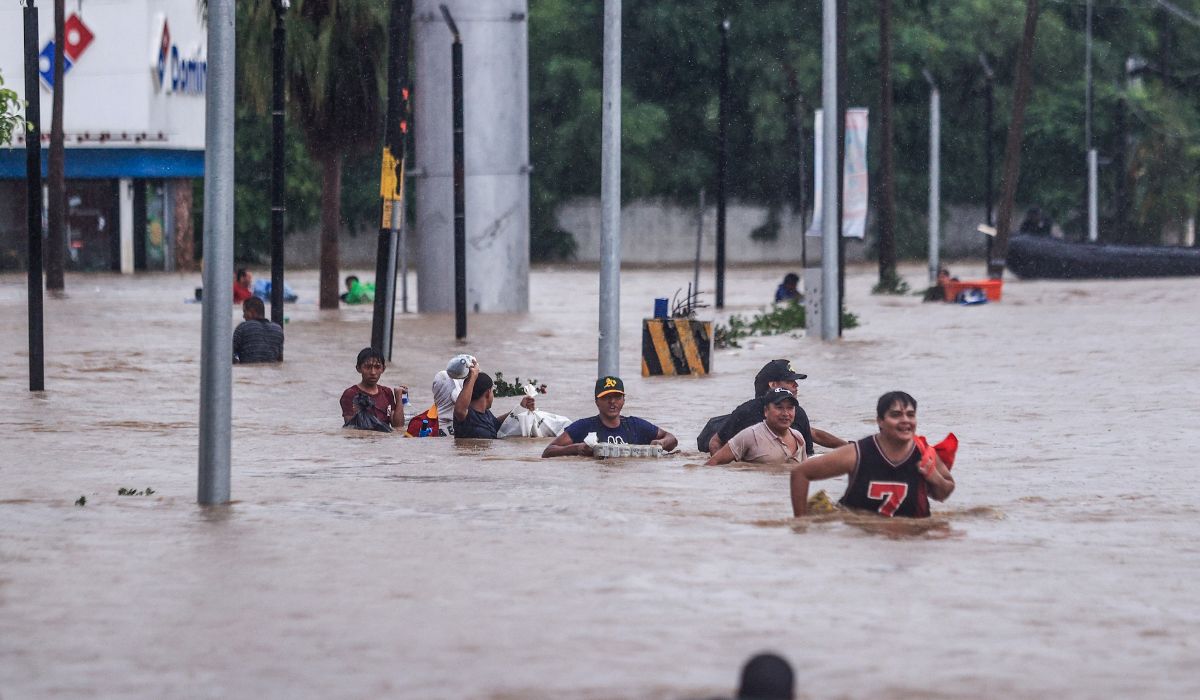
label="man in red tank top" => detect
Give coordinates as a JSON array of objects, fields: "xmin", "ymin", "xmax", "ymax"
[{"xmin": 789, "ymin": 391, "xmax": 955, "ymax": 518}]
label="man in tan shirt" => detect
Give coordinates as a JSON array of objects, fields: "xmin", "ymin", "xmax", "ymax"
[{"xmin": 705, "ymin": 388, "xmax": 807, "ymax": 465}]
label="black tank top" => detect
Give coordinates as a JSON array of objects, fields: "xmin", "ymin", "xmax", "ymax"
[{"xmin": 838, "ymin": 435, "xmax": 930, "ymax": 518}]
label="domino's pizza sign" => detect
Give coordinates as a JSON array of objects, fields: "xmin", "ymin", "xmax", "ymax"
[
  {"xmin": 38, "ymin": 12, "xmax": 95, "ymax": 90},
  {"xmin": 150, "ymin": 15, "xmax": 206, "ymax": 96}
]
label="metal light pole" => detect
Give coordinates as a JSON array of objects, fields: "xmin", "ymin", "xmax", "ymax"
[
  {"xmin": 715, "ymin": 18, "xmax": 729, "ymax": 309},
  {"xmin": 820, "ymin": 0, "xmax": 839, "ymax": 341},
  {"xmin": 23, "ymin": 0, "xmax": 45, "ymax": 391},
  {"xmin": 198, "ymin": 0, "xmax": 235, "ymax": 505},
  {"xmin": 598, "ymin": 0, "xmax": 621, "ymax": 376},
  {"xmin": 923, "ymin": 69, "xmax": 941, "ymax": 284},
  {"xmin": 269, "ymin": 0, "xmax": 288, "ymax": 329},
  {"xmin": 1085, "ymin": 0, "xmax": 1098, "ymax": 242},
  {"xmin": 439, "ymin": 5, "xmax": 467, "ymax": 341}
]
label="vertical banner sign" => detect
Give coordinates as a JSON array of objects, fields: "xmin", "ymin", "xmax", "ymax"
[{"xmin": 806, "ymin": 108, "xmax": 870, "ymax": 238}]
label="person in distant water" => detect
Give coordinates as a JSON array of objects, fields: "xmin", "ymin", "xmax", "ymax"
[
  {"xmin": 701, "ymin": 651, "xmax": 795, "ymax": 700},
  {"xmin": 233, "ymin": 268, "xmax": 254, "ymax": 304},
  {"xmin": 1018, "ymin": 206, "xmax": 1051, "ymax": 236},
  {"xmin": 339, "ymin": 275, "xmax": 358, "ymax": 303},
  {"xmin": 340, "ymin": 347, "xmax": 407, "ymax": 431},
  {"xmin": 541, "ymin": 376, "xmax": 678, "ymax": 457},
  {"xmin": 790, "ymin": 391, "xmax": 955, "ymax": 518},
  {"xmin": 737, "ymin": 652, "xmax": 794, "ymax": 700},
  {"xmin": 774, "ymin": 272, "xmax": 801, "ymax": 303},
  {"xmin": 923, "ymin": 266, "xmax": 959, "ymax": 302},
  {"xmin": 706, "ymin": 388, "xmax": 807, "ymax": 466},
  {"xmin": 705, "ymin": 359, "xmax": 844, "ymax": 456},
  {"xmin": 453, "ymin": 359, "xmax": 535, "ymax": 439},
  {"xmin": 232, "ymin": 297, "xmax": 284, "ymax": 363}
]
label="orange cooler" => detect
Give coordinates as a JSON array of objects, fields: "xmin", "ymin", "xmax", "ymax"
[{"xmin": 943, "ymin": 279, "xmax": 1003, "ymax": 302}]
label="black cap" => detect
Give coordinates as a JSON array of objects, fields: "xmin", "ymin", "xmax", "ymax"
[
  {"xmin": 762, "ymin": 387, "xmax": 800, "ymax": 408},
  {"xmin": 595, "ymin": 376, "xmax": 625, "ymax": 398},
  {"xmin": 753, "ymin": 359, "xmax": 807, "ymax": 395}
]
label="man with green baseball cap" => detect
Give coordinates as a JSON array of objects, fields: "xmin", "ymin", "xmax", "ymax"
[{"xmin": 541, "ymin": 376, "xmax": 678, "ymax": 457}]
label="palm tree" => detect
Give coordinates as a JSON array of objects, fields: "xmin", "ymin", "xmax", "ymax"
[
  {"xmin": 240, "ymin": 0, "xmax": 387, "ymax": 309},
  {"xmin": 875, "ymin": 0, "xmax": 899, "ymax": 293}
]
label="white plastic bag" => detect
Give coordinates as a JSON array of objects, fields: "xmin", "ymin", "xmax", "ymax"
[{"xmin": 497, "ymin": 407, "xmax": 572, "ymax": 438}]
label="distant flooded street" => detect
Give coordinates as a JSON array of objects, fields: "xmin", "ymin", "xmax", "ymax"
[{"xmin": 2, "ymin": 263, "xmax": 1199, "ymax": 699}]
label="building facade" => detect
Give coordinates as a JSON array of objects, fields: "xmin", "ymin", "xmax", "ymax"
[{"xmin": 0, "ymin": 0, "xmax": 206, "ymax": 273}]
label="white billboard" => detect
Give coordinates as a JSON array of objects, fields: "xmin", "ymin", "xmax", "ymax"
[{"xmin": 0, "ymin": 0, "xmax": 207, "ymax": 151}]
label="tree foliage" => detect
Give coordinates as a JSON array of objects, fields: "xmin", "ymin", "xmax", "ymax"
[
  {"xmin": 527, "ymin": 0, "xmax": 1200, "ymax": 255},
  {"xmin": 0, "ymin": 71, "xmax": 23, "ymax": 147},
  {"xmin": 228, "ymin": 0, "xmax": 1200, "ymax": 263}
]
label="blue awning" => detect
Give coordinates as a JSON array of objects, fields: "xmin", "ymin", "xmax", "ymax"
[{"xmin": 0, "ymin": 148, "xmax": 204, "ymax": 179}]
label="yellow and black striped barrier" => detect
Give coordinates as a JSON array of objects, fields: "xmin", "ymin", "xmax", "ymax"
[{"xmin": 642, "ymin": 318, "xmax": 713, "ymax": 377}]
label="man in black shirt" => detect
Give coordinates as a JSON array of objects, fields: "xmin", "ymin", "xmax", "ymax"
[
  {"xmin": 453, "ymin": 361, "xmax": 535, "ymax": 438},
  {"xmin": 232, "ymin": 297, "xmax": 283, "ymax": 363},
  {"xmin": 705, "ymin": 359, "xmax": 844, "ymax": 455}
]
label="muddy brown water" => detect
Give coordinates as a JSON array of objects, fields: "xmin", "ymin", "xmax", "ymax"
[{"xmin": 2, "ymin": 264, "xmax": 1198, "ymax": 699}]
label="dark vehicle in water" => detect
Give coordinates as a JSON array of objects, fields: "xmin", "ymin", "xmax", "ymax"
[{"xmin": 1007, "ymin": 235, "xmax": 1200, "ymax": 279}]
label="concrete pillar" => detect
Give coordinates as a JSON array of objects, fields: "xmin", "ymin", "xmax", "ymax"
[
  {"xmin": 118, "ymin": 177, "xmax": 134, "ymax": 274},
  {"xmin": 413, "ymin": 0, "xmax": 530, "ymax": 313}
]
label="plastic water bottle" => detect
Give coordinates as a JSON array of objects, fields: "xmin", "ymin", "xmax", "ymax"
[
  {"xmin": 401, "ymin": 390, "xmax": 410, "ymax": 406},
  {"xmin": 418, "ymin": 419, "xmax": 432, "ymax": 437}
]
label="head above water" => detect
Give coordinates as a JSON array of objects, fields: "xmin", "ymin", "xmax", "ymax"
[
  {"xmin": 595, "ymin": 376, "xmax": 625, "ymax": 399},
  {"xmin": 236, "ymin": 268, "xmax": 251, "ymax": 285},
  {"xmin": 782, "ymin": 272, "xmax": 799, "ymax": 288},
  {"xmin": 876, "ymin": 390, "xmax": 917, "ymax": 419},
  {"xmin": 753, "ymin": 360, "xmax": 807, "ymax": 397},
  {"xmin": 737, "ymin": 652, "xmax": 794, "ymax": 700},
  {"xmin": 471, "ymin": 372, "xmax": 494, "ymax": 402},
  {"xmin": 242, "ymin": 296, "xmax": 265, "ymax": 320},
  {"xmin": 356, "ymin": 347, "xmax": 386, "ymax": 370},
  {"xmin": 344, "ymin": 275, "xmax": 359, "ymax": 290}
]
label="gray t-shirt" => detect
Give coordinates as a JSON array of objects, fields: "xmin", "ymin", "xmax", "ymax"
[{"xmin": 453, "ymin": 407, "xmax": 501, "ymax": 439}]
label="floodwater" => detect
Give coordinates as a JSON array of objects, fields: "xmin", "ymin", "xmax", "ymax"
[{"xmin": 1, "ymin": 262, "xmax": 1198, "ymax": 699}]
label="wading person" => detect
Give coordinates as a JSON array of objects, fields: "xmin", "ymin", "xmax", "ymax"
[
  {"xmin": 453, "ymin": 360, "xmax": 535, "ymax": 439},
  {"xmin": 233, "ymin": 268, "xmax": 254, "ymax": 304},
  {"xmin": 789, "ymin": 391, "xmax": 955, "ymax": 518},
  {"xmin": 232, "ymin": 297, "xmax": 284, "ymax": 364},
  {"xmin": 705, "ymin": 359, "xmax": 844, "ymax": 456},
  {"xmin": 542, "ymin": 376, "xmax": 677, "ymax": 457},
  {"xmin": 340, "ymin": 347, "xmax": 407, "ymax": 432},
  {"xmin": 706, "ymin": 388, "xmax": 807, "ymax": 466}
]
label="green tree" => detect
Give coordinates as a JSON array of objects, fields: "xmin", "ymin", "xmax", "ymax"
[{"xmin": 0, "ymin": 71, "xmax": 21, "ymax": 146}]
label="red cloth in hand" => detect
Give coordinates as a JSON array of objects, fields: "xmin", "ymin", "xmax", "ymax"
[{"xmin": 914, "ymin": 432, "xmax": 958, "ymax": 475}]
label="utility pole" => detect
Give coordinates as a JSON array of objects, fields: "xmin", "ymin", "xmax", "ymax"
[
  {"xmin": 598, "ymin": 0, "xmax": 621, "ymax": 376},
  {"xmin": 440, "ymin": 5, "xmax": 467, "ymax": 342},
  {"xmin": 23, "ymin": 0, "xmax": 45, "ymax": 391},
  {"xmin": 820, "ymin": 0, "xmax": 839, "ymax": 341},
  {"xmin": 372, "ymin": 0, "xmax": 413, "ymax": 357},
  {"xmin": 46, "ymin": 0, "xmax": 65, "ymax": 291},
  {"xmin": 198, "ymin": 0, "xmax": 235, "ymax": 505},
  {"xmin": 924, "ymin": 70, "xmax": 940, "ymax": 285},
  {"xmin": 715, "ymin": 18, "xmax": 729, "ymax": 309},
  {"xmin": 1085, "ymin": 0, "xmax": 1098, "ymax": 242},
  {"xmin": 269, "ymin": 0, "xmax": 288, "ymax": 329}
]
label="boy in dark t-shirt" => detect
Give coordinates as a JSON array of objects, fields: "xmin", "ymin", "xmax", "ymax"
[
  {"xmin": 542, "ymin": 376, "xmax": 678, "ymax": 457},
  {"xmin": 452, "ymin": 361, "xmax": 535, "ymax": 439}
]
